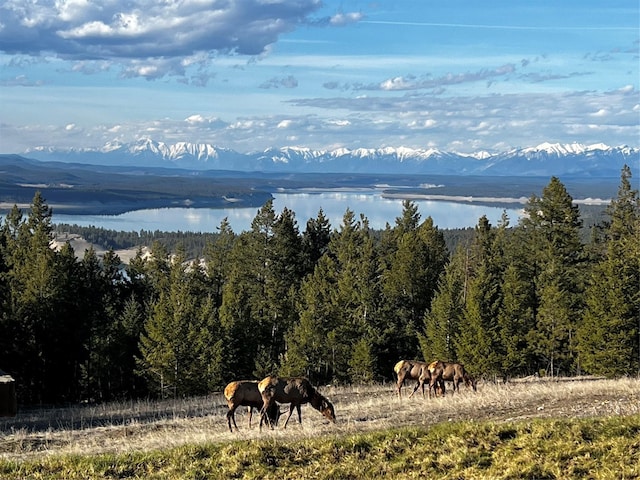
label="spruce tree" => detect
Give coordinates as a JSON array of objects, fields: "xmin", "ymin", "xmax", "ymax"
[
  {"xmin": 281, "ymin": 253, "xmax": 339, "ymax": 383},
  {"xmin": 6, "ymin": 192, "xmax": 59, "ymax": 402},
  {"xmin": 379, "ymin": 202, "xmax": 448, "ymax": 370},
  {"xmin": 420, "ymin": 246, "xmax": 466, "ymax": 363},
  {"xmin": 454, "ymin": 216, "xmax": 503, "ymax": 377},
  {"xmin": 138, "ymin": 247, "xmax": 217, "ymax": 397},
  {"xmin": 519, "ymin": 177, "xmax": 584, "ymax": 376},
  {"xmin": 577, "ymin": 165, "xmax": 640, "ymax": 376},
  {"xmin": 301, "ymin": 208, "xmax": 332, "ymax": 275}
]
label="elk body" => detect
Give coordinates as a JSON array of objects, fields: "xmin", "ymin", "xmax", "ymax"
[
  {"xmin": 394, "ymin": 359, "xmax": 440, "ymax": 398},
  {"xmin": 223, "ymin": 380, "xmax": 280, "ymax": 432},
  {"xmin": 258, "ymin": 376, "xmax": 336, "ymax": 430},
  {"xmin": 428, "ymin": 360, "xmax": 476, "ymax": 395}
]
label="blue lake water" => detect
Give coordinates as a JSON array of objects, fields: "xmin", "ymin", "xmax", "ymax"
[{"xmin": 49, "ymin": 190, "xmax": 523, "ymax": 233}]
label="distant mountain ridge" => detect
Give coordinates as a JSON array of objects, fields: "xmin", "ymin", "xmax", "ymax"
[{"xmin": 24, "ymin": 140, "xmax": 638, "ymax": 177}]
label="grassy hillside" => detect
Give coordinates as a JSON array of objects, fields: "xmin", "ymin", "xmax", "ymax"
[
  {"xmin": 1, "ymin": 415, "xmax": 639, "ymax": 479},
  {"xmin": 1, "ymin": 377, "xmax": 638, "ymax": 479}
]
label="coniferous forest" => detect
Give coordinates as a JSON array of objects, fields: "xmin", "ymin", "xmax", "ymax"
[{"xmin": 0, "ymin": 167, "xmax": 638, "ymax": 406}]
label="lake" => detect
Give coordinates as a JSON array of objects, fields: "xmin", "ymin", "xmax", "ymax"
[{"xmin": 50, "ymin": 190, "xmax": 524, "ymax": 233}]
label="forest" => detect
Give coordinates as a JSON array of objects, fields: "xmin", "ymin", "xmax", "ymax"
[{"xmin": 0, "ymin": 166, "xmax": 638, "ymax": 406}]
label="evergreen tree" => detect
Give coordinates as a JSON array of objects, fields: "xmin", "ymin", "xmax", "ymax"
[
  {"xmin": 455, "ymin": 216, "xmax": 504, "ymax": 378},
  {"xmin": 301, "ymin": 208, "xmax": 332, "ymax": 275},
  {"xmin": 493, "ymin": 213, "xmax": 538, "ymax": 379},
  {"xmin": 138, "ymin": 247, "xmax": 217, "ymax": 396},
  {"xmin": 577, "ymin": 165, "xmax": 640, "ymax": 376},
  {"xmin": 348, "ymin": 338, "xmax": 375, "ymax": 384},
  {"xmin": 259, "ymin": 207, "xmax": 304, "ymax": 375},
  {"xmin": 285, "ymin": 209, "xmax": 379, "ymax": 383},
  {"xmin": 331, "ymin": 210, "xmax": 380, "ymax": 383},
  {"xmin": 281, "ymin": 253, "xmax": 339, "ymax": 383},
  {"xmin": 203, "ymin": 218, "xmax": 236, "ymax": 308},
  {"xmin": 420, "ymin": 246, "xmax": 466, "ymax": 363},
  {"xmin": 528, "ymin": 262, "xmax": 574, "ymax": 376},
  {"xmin": 520, "ymin": 177, "xmax": 584, "ymax": 376},
  {"xmin": 78, "ymin": 248, "xmax": 129, "ymax": 401},
  {"xmin": 378, "ymin": 202, "xmax": 448, "ymax": 371},
  {"xmin": 496, "ymin": 259, "xmax": 536, "ymax": 379},
  {"xmin": 117, "ymin": 295, "xmax": 148, "ymax": 397},
  {"xmin": 6, "ymin": 192, "xmax": 59, "ymax": 402}
]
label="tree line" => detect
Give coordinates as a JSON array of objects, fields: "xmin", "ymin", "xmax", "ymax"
[{"xmin": 0, "ymin": 167, "xmax": 638, "ymax": 405}]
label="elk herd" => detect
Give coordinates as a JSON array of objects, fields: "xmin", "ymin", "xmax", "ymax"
[
  {"xmin": 223, "ymin": 359, "xmax": 476, "ymax": 433},
  {"xmin": 394, "ymin": 359, "xmax": 477, "ymax": 399}
]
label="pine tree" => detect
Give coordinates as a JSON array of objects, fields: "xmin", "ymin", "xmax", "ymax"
[
  {"xmin": 261, "ymin": 207, "xmax": 304, "ymax": 373},
  {"xmin": 281, "ymin": 254, "xmax": 339, "ymax": 383},
  {"xmin": 301, "ymin": 208, "xmax": 332, "ymax": 275},
  {"xmin": 519, "ymin": 177, "xmax": 584, "ymax": 376},
  {"xmin": 420, "ymin": 246, "xmax": 466, "ymax": 363},
  {"xmin": 497, "ymin": 261, "xmax": 536, "ymax": 378},
  {"xmin": 331, "ymin": 210, "xmax": 380, "ymax": 382},
  {"xmin": 379, "ymin": 202, "xmax": 448, "ymax": 370},
  {"xmin": 5, "ymin": 192, "xmax": 59, "ymax": 402},
  {"xmin": 138, "ymin": 247, "xmax": 214, "ymax": 397},
  {"xmin": 348, "ymin": 338, "xmax": 375, "ymax": 384},
  {"xmin": 577, "ymin": 165, "xmax": 640, "ymax": 376},
  {"xmin": 203, "ymin": 218, "xmax": 236, "ymax": 308},
  {"xmin": 453, "ymin": 216, "xmax": 503, "ymax": 377}
]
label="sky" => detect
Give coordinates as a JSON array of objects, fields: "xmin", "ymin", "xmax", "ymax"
[{"xmin": 0, "ymin": 0, "xmax": 638, "ymax": 155}]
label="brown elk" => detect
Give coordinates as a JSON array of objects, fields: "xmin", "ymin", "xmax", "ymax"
[
  {"xmin": 428, "ymin": 360, "xmax": 477, "ymax": 395},
  {"xmin": 394, "ymin": 359, "xmax": 443, "ymax": 398},
  {"xmin": 224, "ymin": 380, "xmax": 281, "ymax": 432},
  {"xmin": 258, "ymin": 376, "xmax": 336, "ymax": 430}
]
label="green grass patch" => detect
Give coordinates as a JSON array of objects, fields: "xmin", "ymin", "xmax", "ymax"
[{"xmin": 2, "ymin": 415, "xmax": 639, "ymax": 479}]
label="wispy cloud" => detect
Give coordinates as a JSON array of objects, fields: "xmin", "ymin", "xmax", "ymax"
[
  {"xmin": 361, "ymin": 20, "xmax": 638, "ymax": 31},
  {"xmin": 259, "ymin": 75, "xmax": 299, "ymax": 89},
  {"xmin": 323, "ymin": 64, "xmax": 517, "ymax": 92}
]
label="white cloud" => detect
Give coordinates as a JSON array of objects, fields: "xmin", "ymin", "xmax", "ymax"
[
  {"xmin": 0, "ymin": 0, "xmax": 360, "ymax": 79},
  {"xmin": 185, "ymin": 114, "xmax": 206, "ymax": 124},
  {"xmin": 330, "ymin": 12, "xmax": 364, "ymax": 26}
]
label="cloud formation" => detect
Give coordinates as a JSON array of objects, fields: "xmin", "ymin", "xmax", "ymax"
[
  {"xmin": 0, "ymin": 0, "xmax": 349, "ymax": 78},
  {"xmin": 0, "ymin": 1, "xmax": 636, "ymax": 154}
]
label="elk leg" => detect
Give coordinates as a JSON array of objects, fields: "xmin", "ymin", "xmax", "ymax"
[
  {"xmin": 296, "ymin": 404, "xmax": 302, "ymax": 424},
  {"xmin": 259, "ymin": 401, "xmax": 274, "ymax": 431},
  {"xmin": 248, "ymin": 406, "xmax": 253, "ymax": 429},
  {"xmin": 227, "ymin": 407, "xmax": 237, "ymax": 433},
  {"xmin": 408, "ymin": 381, "xmax": 421, "ymax": 398},
  {"xmin": 283, "ymin": 404, "xmax": 296, "ymax": 428},
  {"xmin": 396, "ymin": 374, "xmax": 405, "ymax": 397}
]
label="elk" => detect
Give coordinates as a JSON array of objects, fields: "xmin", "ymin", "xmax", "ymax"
[
  {"xmin": 394, "ymin": 359, "xmax": 442, "ymax": 398},
  {"xmin": 258, "ymin": 376, "xmax": 336, "ymax": 430},
  {"xmin": 428, "ymin": 360, "xmax": 476, "ymax": 395},
  {"xmin": 224, "ymin": 380, "xmax": 281, "ymax": 432}
]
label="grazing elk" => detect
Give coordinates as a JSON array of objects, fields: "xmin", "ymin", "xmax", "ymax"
[
  {"xmin": 428, "ymin": 360, "xmax": 477, "ymax": 395},
  {"xmin": 224, "ymin": 380, "xmax": 281, "ymax": 433},
  {"xmin": 394, "ymin": 359, "xmax": 443, "ymax": 398},
  {"xmin": 258, "ymin": 376, "xmax": 336, "ymax": 430}
]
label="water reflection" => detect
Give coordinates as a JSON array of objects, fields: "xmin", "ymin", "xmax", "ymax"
[{"xmin": 51, "ymin": 191, "xmax": 523, "ymax": 233}]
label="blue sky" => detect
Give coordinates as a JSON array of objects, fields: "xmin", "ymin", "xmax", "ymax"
[{"xmin": 1, "ymin": 0, "xmax": 638, "ymax": 154}]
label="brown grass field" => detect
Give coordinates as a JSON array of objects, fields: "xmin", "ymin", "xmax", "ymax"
[{"xmin": 1, "ymin": 376, "xmax": 638, "ymax": 464}]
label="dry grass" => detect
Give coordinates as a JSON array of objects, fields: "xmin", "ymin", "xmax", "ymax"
[{"xmin": 1, "ymin": 376, "xmax": 638, "ymax": 463}]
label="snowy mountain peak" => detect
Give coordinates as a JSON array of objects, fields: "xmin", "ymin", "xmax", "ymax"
[
  {"xmin": 523, "ymin": 142, "xmax": 615, "ymax": 155},
  {"xmin": 20, "ymin": 140, "xmax": 638, "ymax": 177}
]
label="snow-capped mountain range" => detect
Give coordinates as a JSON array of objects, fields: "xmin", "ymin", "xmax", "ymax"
[{"xmin": 24, "ymin": 140, "xmax": 638, "ymax": 177}]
